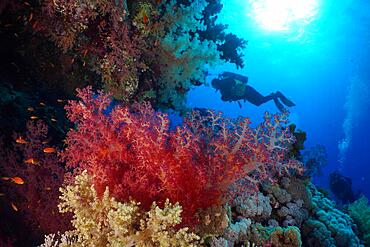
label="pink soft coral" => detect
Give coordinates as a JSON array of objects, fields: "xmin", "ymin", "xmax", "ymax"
[{"xmin": 63, "ymin": 87, "xmax": 302, "ymax": 225}]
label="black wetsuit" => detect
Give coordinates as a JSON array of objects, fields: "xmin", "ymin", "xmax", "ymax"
[{"xmin": 212, "ymin": 72, "xmax": 295, "ymax": 111}]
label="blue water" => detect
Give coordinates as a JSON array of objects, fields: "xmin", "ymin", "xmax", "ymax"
[{"xmin": 188, "ymin": 0, "xmax": 370, "ymax": 198}]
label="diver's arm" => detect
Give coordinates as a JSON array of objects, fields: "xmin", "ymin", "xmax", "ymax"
[{"xmin": 220, "ymin": 72, "xmax": 248, "ymax": 83}]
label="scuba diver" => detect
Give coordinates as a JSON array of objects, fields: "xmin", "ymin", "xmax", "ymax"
[{"xmin": 211, "ymin": 72, "xmax": 295, "ymax": 111}]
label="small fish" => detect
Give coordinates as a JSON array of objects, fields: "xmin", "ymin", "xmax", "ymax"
[
  {"xmin": 24, "ymin": 158, "xmax": 39, "ymax": 165},
  {"xmin": 32, "ymin": 21, "xmax": 38, "ymax": 29},
  {"xmin": 28, "ymin": 13, "xmax": 33, "ymax": 22},
  {"xmin": 51, "ymin": 118, "xmax": 57, "ymax": 122},
  {"xmin": 50, "ymin": 62, "xmax": 55, "ymax": 68},
  {"xmin": 11, "ymin": 177, "xmax": 24, "ymax": 185},
  {"xmin": 156, "ymin": 0, "xmax": 161, "ymax": 4},
  {"xmin": 43, "ymin": 147, "xmax": 56, "ymax": 153},
  {"xmin": 39, "ymin": 102, "xmax": 45, "ymax": 106},
  {"xmin": 11, "ymin": 62, "xmax": 19, "ymax": 71},
  {"xmin": 11, "ymin": 202, "xmax": 18, "ymax": 212},
  {"xmin": 57, "ymin": 99, "xmax": 65, "ymax": 103},
  {"xmin": 0, "ymin": 193, "xmax": 5, "ymax": 196},
  {"xmin": 143, "ymin": 14, "xmax": 149, "ymax": 24},
  {"xmin": 24, "ymin": 2, "xmax": 31, "ymax": 6},
  {"xmin": 16, "ymin": 137, "xmax": 28, "ymax": 144},
  {"xmin": 1, "ymin": 177, "xmax": 10, "ymax": 181},
  {"xmin": 42, "ymin": 140, "xmax": 49, "ymax": 144},
  {"xmin": 30, "ymin": 115, "xmax": 38, "ymax": 120},
  {"xmin": 83, "ymin": 49, "xmax": 88, "ymax": 57},
  {"xmin": 27, "ymin": 107, "xmax": 34, "ymax": 112},
  {"xmin": 45, "ymin": 187, "xmax": 52, "ymax": 191}
]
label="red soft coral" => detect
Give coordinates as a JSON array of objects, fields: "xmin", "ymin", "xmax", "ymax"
[{"xmin": 63, "ymin": 87, "xmax": 303, "ymax": 225}]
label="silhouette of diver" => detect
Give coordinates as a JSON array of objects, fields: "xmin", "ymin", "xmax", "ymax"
[{"xmin": 211, "ymin": 72, "xmax": 295, "ymax": 111}]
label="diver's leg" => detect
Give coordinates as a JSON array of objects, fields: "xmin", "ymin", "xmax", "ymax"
[
  {"xmin": 276, "ymin": 91, "xmax": 296, "ymax": 107},
  {"xmin": 244, "ymin": 86, "xmax": 275, "ymax": 106}
]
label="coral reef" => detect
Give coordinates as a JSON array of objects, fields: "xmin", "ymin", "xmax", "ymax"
[
  {"xmin": 302, "ymin": 184, "xmax": 362, "ymax": 247},
  {"xmin": 302, "ymin": 145, "xmax": 327, "ymax": 176},
  {"xmin": 62, "ymin": 87, "xmax": 302, "ymax": 226},
  {"xmin": 41, "ymin": 171, "xmax": 200, "ymax": 247},
  {"xmin": 348, "ymin": 196, "xmax": 370, "ymax": 245},
  {"xmin": 197, "ymin": 0, "xmax": 247, "ymax": 68},
  {"xmin": 329, "ymin": 171, "xmax": 359, "ymax": 204},
  {"xmin": 1, "ymin": 2, "xmax": 367, "ymax": 247},
  {"xmin": 206, "ymin": 175, "xmax": 363, "ymax": 247},
  {"xmin": 0, "ymin": 0, "xmax": 246, "ymax": 111},
  {"xmin": 287, "ymin": 124, "xmax": 306, "ymax": 160},
  {"xmin": 152, "ymin": 0, "xmax": 221, "ymax": 110},
  {"xmin": 0, "ymin": 120, "xmax": 70, "ymax": 244}
]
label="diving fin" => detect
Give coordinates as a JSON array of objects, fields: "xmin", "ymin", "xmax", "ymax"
[
  {"xmin": 273, "ymin": 98, "xmax": 286, "ymax": 112},
  {"xmin": 276, "ymin": 91, "xmax": 296, "ymax": 107}
]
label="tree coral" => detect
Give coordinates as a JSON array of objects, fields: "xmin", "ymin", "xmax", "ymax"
[
  {"xmin": 62, "ymin": 87, "xmax": 303, "ymax": 226},
  {"xmin": 41, "ymin": 171, "xmax": 200, "ymax": 247}
]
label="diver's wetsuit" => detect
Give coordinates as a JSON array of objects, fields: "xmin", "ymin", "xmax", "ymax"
[{"xmin": 212, "ymin": 72, "xmax": 295, "ymax": 111}]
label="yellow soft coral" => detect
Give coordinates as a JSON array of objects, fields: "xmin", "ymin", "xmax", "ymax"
[{"xmin": 41, "ymin": 170, "xmax": 200, "ymax": 247}]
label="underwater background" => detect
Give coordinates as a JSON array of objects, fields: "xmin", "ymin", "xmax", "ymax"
[
  {"xmin": 0, "ymin": 0, "xmax": 370, "ymax": 246},
  {"xmin": 189, "ymin": 0, "xmax": 370, "ymax": 199}
]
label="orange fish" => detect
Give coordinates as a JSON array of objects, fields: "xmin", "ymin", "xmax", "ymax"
[
  {"xmin": 32, "ymin": 21, "xmax": 38, "ymax": 29},
  {"xmin": 28, "ymin": 13, "xmax": 33, "ymax": 22},
  {"xmin": 30, "ymin": 115, "xmax": 38, "ymax": 120},
  {"xmin": 11, "ymin": 202, "xmax": 18, "ymax": 212},
  {"xmin": 24, "ymin": 158, "xmax": 39, "ymax": 165},
  {"xmin": 43, "ymin": 147, "xmax": 56, "ymax": 153},
  {"xmin": 143, "ymin": 14, "xmax": 149, "ymax": 24},
  {"xmin": 11, "ymin": 177, "xmax": 24, "ymax": 185},
  {"xmin": 27, "ymin": 107, "xmax": 34, "ymax": 112},
  {"xmin": 45, "ymin": 187, "xmax": 52, "ymax": 191},
  {"xmin": 16, "ymin": 137, "xmax": 28, "ymax": 144},
  {"xmin": 83, "ymin": 49, "xmax": 88, "ymax": 57}
]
